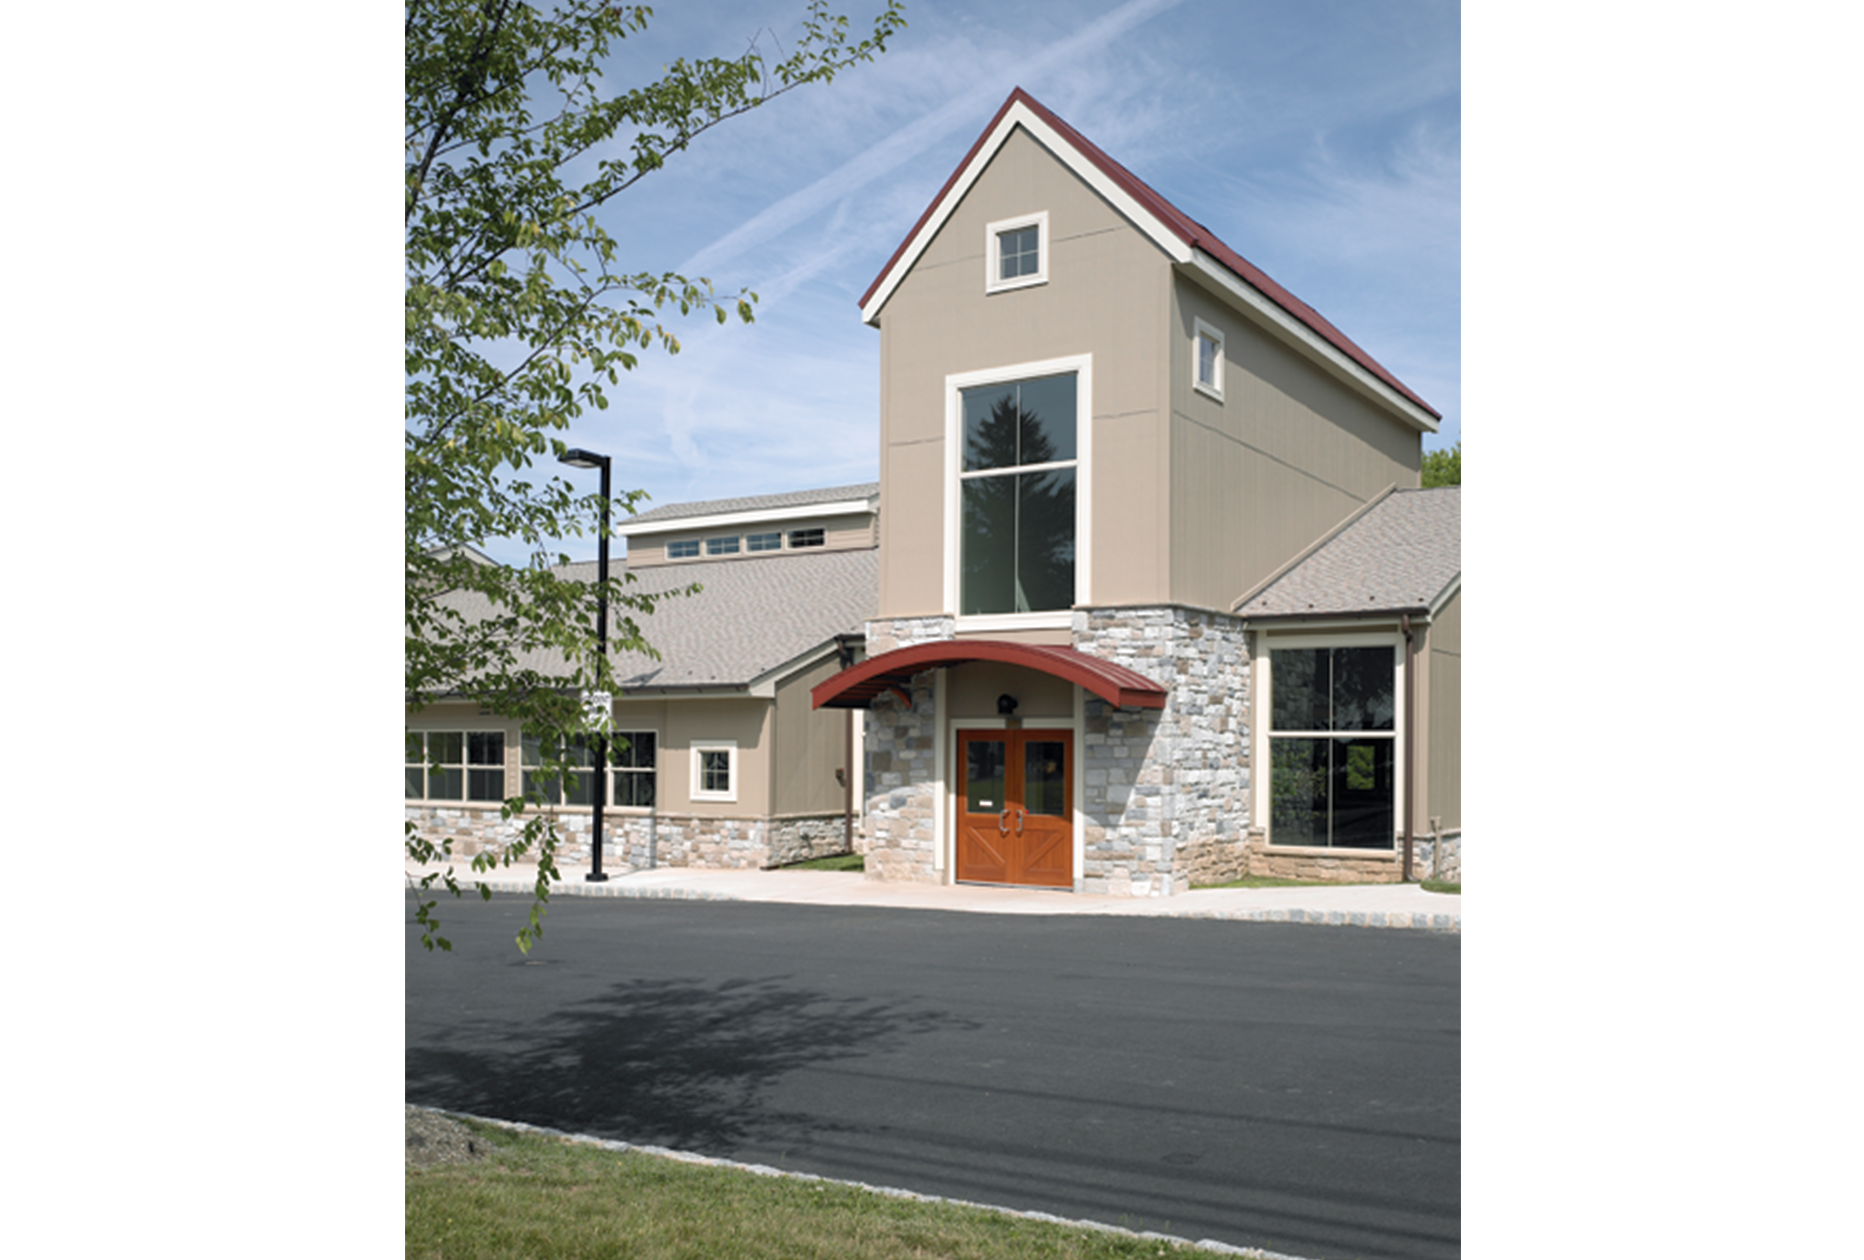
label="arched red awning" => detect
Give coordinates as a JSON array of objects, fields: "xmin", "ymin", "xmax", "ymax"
[{"xmin": 811, "ymin": 640, "xmax": 1167, "ymax": 711}]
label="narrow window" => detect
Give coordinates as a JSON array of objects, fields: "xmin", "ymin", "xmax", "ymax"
[
  {"xmin": 746, "ymin": 530, "xmax": 782, "ymax": 552},
  {"xmin": 667, "ymin": 539, "xmax": 700, "ymax": 559},
  {"xmin": 998, "ymin": 226, "xmax": 1039, "ymax": 280},
  {"xmin": 466, "ymin": 731, "xmax": 505, "ymax": 802},
  {"xmin": 788, "ymin": 528, "xmax": 825, "ymax": 549},
  {"xmin": 1193, "ymin": 317, "xmax": 1224, "ymax": 400},
  {"xmin": 611, "ymin": 731, "xmax": 656, "ymax": 807},
  {"xmin": 706, "ymin": 536, "xmax": 740, "ymax": 556}
]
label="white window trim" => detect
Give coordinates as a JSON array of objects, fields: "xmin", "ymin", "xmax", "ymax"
[
  {"xmin": 944, "ymin": 354, "xmax": 1093, "ymax": 630},
  {"xmin": 984, "ymin": 211, "xmax": 1049, "ymax": 294},
  {"xmin": 1193, "ymin": 316, "xmax": 1225, "ymax": 402},
  {"xmin": 610, "ymin": 728, "xmax": 658, "ymax": 812},
  {"xmin": 407, "ymin": 729, "xmax": 508, "ymax": 804},
  {"xmin": 690, "ymin": 739, "xmax": 738, "ymax": 803},
  {"xmin": 1251, "ymin": 631, "xmax": 1406, "ymax": 843}
]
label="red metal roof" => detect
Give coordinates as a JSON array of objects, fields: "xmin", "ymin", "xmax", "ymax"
[
  {"xmin": 811, "ymin": 640, "xmax": 1168, "ymax": 711},
  {"xmin": 858, "ymin": 87, "xmax": 1438, "ymax": 420}
]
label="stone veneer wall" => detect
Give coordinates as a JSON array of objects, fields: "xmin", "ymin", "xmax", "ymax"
[
  {"xmin": 1074, "ymin": 607, "xmax": 1252, "ymax": 897},
  {"xmin": 858, "ymin": 618, "xmax": 954, "ymax": 884},
  {"xmin": 406, "ymin": 805, "xmax": 849, "ymax": 872}
]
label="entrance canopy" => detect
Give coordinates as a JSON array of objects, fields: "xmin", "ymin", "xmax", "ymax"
[{"xmin": 811, "ymin": 640, "xmax": 1168, "ymax": 711}]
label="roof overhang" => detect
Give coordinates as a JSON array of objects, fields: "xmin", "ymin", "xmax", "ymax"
[
  {"xmin": 618, "ymin": 495, "xmax": 876, "ymax": 537},
  {"xmin": 811, "ymin": 640, "xmax": 1168, "ymax": 711}
]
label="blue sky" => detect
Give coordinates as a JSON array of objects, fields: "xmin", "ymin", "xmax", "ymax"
[{"xmin": 493, "ymin": 0, "xmax": 1460, "ymax": 563}]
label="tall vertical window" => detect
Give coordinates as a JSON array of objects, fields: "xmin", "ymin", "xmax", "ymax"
[
  {"xmin": 958, "ymin": 373, "xmax": 1076, "ymax": 616},
  {"xmin": 984, "ymin": 212, "xmax": 1049, "ymax": 293},
  {"xmin": 1193, "ymin": 316, "xmax": 1224, "ymax": 400},
  {"xmin": 612, "ymin": 731, "xmax": 657, "ymax": 807},
  {"xmin": 1268, "ymin": 647, "xmax": 1396, "ymax": 848}
]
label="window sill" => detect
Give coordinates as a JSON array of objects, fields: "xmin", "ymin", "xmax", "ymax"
[
  {"xmin": 985, "ymin": 275, "xmax": 1047, "ymax": 296},
  {"xmin": 956, "ymin": 611, "xmax": 1073, "ymax": 633}
]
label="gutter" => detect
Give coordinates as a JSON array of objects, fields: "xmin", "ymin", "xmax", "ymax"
[{"xmin": 1401, "ymin": 614, "xmax": 1417, "ymax": 882}]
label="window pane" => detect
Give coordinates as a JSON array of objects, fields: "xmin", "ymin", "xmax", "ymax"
[
  {"xmin": 615, "ymin": 770, "xmax": 655, "ymax": 808},
  {"xmin": 563, "ymin": 769, "xmax": 594, "ymax": 806},
  {"xmin": 706, "ymin": 536, "xmax": 740, "ymax": 555},
  {"xmin": 747, "ymin": 531, "xmax": 781, "ymax": 552},
  {"xmin": 1022, "ymin": 740, "xmax": 1066, "ymax": 817},
  {"xmin": 668, "ymin": 540, "xmax": 699, "ymax": 558},
  {"xmin": 612, "ymin": 731, "xmax": 650, "ymax": 769},
  {"xmin": 406, "ymin": 732, "xmax": 423, "ymax": 761},
  {"xmin": 998, "ymin": 225, "xmax": 1038, "ymax": 279},
  {"xmin": 522, "ymin": 770, "xmax": 560, "ymax": 804},
  {"xmin": 961, "ymin": 476, "xmax": 1017, "ymax": 615},
  {"xmin": 788, "ymin": 528, "xmax": 824, "ymax": 548},
  {"xmin": 428, "ymin": 731, "xmax": 462, "ymax": 764},
  {"xmin": 1270, "ymin": 650, "xmax": 1329, "ymax": 732},
  {"xmin": 965, "ymin": 739, "xmax": 1006, "ymax": 812},
  {"xmin": 467, "ymin": 768, "xmax": 504, "ymax": 802},
  {"xmin": 1331, "ymin": 738, "xmax": 1394, "ymax": 848},
  {"xmin": 1015, "ymin": 374, "xmax": 1075, "ymax": 464},
  {"xmin": 1331, "ymin": 647, "xmax": 1394, "ymax": 731},
  {"xmin": 1269, "ymin": 738, "xmax": 1328, "ymax": 846},
  {"xmin": 406, "ymin": 766, "xmax": 424, "ymax": 800},
  {"xmin": 468, "ymin": 731, "xmax": 503, "ymax": 766},
  {"xmin": 962, "ymin": 383, "xmax": 1019, "ymax": 471},
  {"xmin": 429, "ymin": 767, "xmax": 464, "ymax": 801},
  {"xmin": 1198, "ymin": 333, "xmax": 1219, "ymax": 387},
  {"xmin": 1015, "ymin": 469, "xmax": 1074, "ymax": 612},
  {"xmin": 700, "ymin": 750, "xmax": 731, "ymax": 794}
]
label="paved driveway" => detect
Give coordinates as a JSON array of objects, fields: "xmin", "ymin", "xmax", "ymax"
[{"xmin": 407, "ymin": 895, "xmax": 1459, "ymax": 1260}]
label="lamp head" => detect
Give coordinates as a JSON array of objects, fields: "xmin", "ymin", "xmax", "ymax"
[{"xmin": 559, "ymin": 448, "xmax": 607, "ymax": 470}]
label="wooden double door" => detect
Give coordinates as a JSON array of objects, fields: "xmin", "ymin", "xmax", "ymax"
[{"xmin": 955, "ymin": 728, "xmax": 1073, "ymax": 888}]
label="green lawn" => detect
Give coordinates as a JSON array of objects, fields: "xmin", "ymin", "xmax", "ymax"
[
  {"xmin": 407, "ymin": 1119, "xmax": 1208, "ymax": 1259},
  {"xmin": 780, "ymin": 852, "xmax": 865, "ymax": 872}
]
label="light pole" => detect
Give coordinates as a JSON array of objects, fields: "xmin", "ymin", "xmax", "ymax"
[{"xmin": 559, "ymin": 447, "xmax": 612, "ymax": 883}]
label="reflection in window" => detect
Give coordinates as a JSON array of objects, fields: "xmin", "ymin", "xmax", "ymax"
[
  {"xmin": 405, "ymin": 730, "xmax": 504, "ymax": 802},
  {"xmin": 1269, "ymin": 646, "xmax": 1396, "ymax": 849},
  {"xmin": 958, "ymin": 374, "xmax": 1076, "ymax": 616},
  {"xmin": 612, "ymin": 731, "xmax": 656, "ymax": 807}
]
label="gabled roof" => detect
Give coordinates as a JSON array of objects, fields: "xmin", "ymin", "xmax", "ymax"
[
  {"xmin": 431, "ymin": 547, "xmax": 878, "ymax": 694},
  {"xmin": 1233, "ymin": 487, "xmax": 1460, "ymax": 620},
  {"xmin": 859, "ymin": 88, "xmax": 1438, "ymax": 430},
  {"xmin": 622, "ymin": 482, "xmax": 879, "ymax": 531}
]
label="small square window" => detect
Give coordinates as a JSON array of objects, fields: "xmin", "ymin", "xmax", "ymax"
[
  {"xmin": 1193, "ymin": 317, "xmax": 1224, "ymax": 401},
  {"xmin": 746, "ymin": 531, "xmax": 782, "ymax": 552},
  {"xmin": 985, "ymin": 212, "xmax": 1048, "ymax": 294},
  {"xmin": 667, "ymin": 539, "xmax": 700, "ymax": 559},
  {"xmin": 788, "ymin": 528, "xmax": 825, "ymax": 549},
  {"xmin": 692, "ymin": 741, "xmax": 737, "ymax": 802},
  {"xmin": 706, "ymin": 536, "xmax": 740, "ymax": 556}
]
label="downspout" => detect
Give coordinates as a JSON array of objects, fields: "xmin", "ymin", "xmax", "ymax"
[{"xmin": 1400, "ymin": 614, "xmax": 1416, "ymax": 882}]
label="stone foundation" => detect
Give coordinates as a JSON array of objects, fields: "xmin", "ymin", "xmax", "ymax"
[
  {"xmin": 406, "ymin": 804, "xmax": 852, "ymax": 872},
  {"xmin": 860, "ymin": 675, "xmax": 941, "ymax": 884}
]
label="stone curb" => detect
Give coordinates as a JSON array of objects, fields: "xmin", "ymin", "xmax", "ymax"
[
  {"xmin": 410, "ymin": 875, "xmax": 1459, "ymax": 932},
  {"xmin": 417, "ymin": 1107, "xmax": 1318, "ymax": 1260}
]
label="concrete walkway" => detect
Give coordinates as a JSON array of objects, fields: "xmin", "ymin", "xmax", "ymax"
[{"xmin": 406, "ymin": 858, "xmax": 1460, "ymax": 932}]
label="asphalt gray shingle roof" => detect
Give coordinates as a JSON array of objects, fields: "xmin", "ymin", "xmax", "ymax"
[
  {"xmin": 429, "ymin": 546, "xmax": 875, "ymax": 692},
  {"xmin": 625, "ymin": 482, "xmax": 879, "ymax": 527},
  {"xmin": 1235, "ymin": 487, "xmax": 1459, "ymax": 619}
]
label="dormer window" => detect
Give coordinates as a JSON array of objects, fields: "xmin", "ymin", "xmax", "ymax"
[
  {"xmin": 985, "ymin": 212, "xmax": 1049, "ymax": 294},
  {"xmin": 1193, "ymin": 317, "xmax": 1224, "ymax": 401},
  {"xmin": 667, "ymin": 539, "xmax": 700, "ymax": 559},
  {"xmin": 706, "ymin": 535, "xmax": 740, "ymax": 556}
]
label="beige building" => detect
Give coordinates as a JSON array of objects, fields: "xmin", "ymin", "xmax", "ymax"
[
  {"xmin": 812, "ymin": 89, "xmax": 1460, "ymax": 893},
  {"xmin": 405, "ymin": 485, "xmax": 878, "ymax": 871}
]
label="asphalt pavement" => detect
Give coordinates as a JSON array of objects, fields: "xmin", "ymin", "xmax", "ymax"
[{"xmin": 407, "ymin": 865, "xmax": 1460, "ymax": 1260}]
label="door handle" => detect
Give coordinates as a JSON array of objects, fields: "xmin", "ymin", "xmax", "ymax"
[
  {"xmin": 998, "ymin": 809, "xmax": 1011, "ymax": 835},
  {"xmin": 1014, "ymin": 805, "xmax": 1025, "ymax": 834}
]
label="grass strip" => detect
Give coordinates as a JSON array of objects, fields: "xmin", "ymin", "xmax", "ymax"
[
  {"xmin": 779, "ymin": 852, "xmax": 865, "ymax": 872},
  {"xmin": 408, "ymin": 1119, "xmax": 1216, "ymax": 1260},
  {"xmin": 1419, "ymin": 879, "xmax": 1460, "ymax": 894}
]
